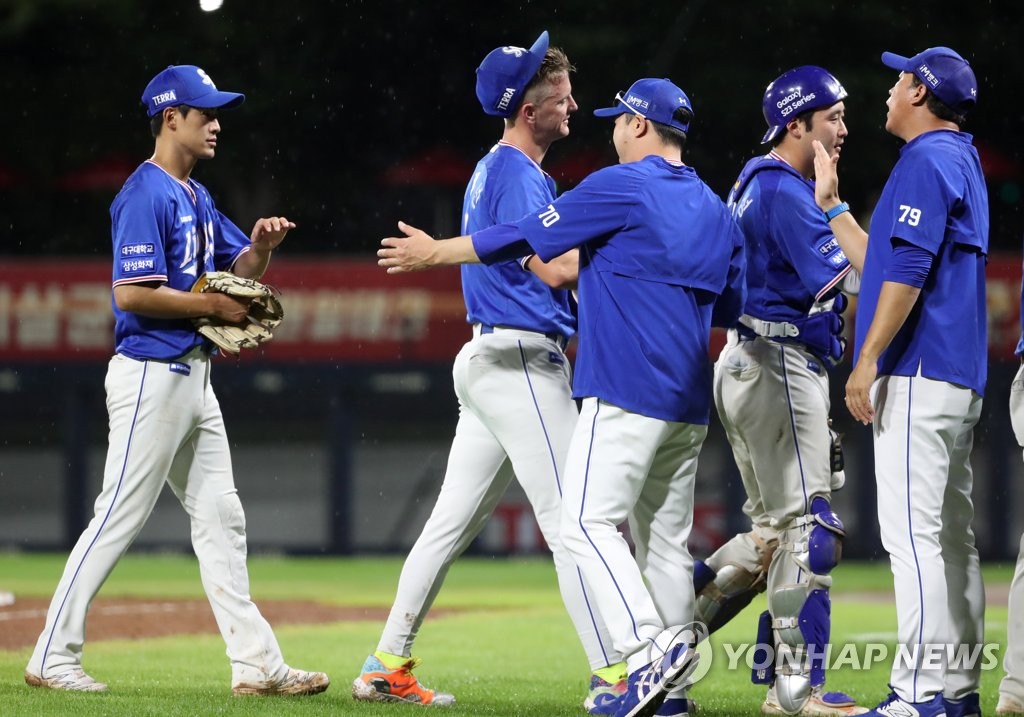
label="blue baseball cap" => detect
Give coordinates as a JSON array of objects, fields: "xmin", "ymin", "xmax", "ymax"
[
  {"xmin": 761, "ymin": 66, "xmax": 847, "ymax": 144},
  {"xmin": 881, "ymin": 47, "xmax": 977, "ymax": 113},
  {"xmin": 142, "ymin": 65, "xmax": 245, "ymax": 117},
  {"xmin": 475, "ymin": 31, "xmax": 549, "ymax": 118},
  {"xmin": 593, "ymin": 78, "xmax": 693, "ymax": 133}
]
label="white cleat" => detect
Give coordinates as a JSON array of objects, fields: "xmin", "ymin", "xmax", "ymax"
[
  {"xmin": 232, "ymin": 667, "xmax": 330, "ymax": 696},
  {"xmin": 998, "ymin": 693, "xmax": 1024, "ymax": 716},
  {"xmin": 25, "ymin": 667, "xmax": 108, "ymax": 692}
]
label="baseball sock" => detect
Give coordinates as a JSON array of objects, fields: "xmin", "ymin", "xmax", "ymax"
[
  {"xmin": 374, "ymin": 650, "xmax": 412, "ymax": 669},
  {"xmin": 593, "ymin": 662, "xmax": 627, "ymax": 683}
]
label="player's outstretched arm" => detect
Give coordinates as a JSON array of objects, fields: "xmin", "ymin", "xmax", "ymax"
[
  {"xmin": 812, "ymin": 140, "xmax": 867, "ymax": 272},
  {"xmin": 234, "ymin": 216, "xmax": 296, "ymax": 279},
  {"xmin": 378, "ymin": 221, "xmax": 481, "ymax": 274}
]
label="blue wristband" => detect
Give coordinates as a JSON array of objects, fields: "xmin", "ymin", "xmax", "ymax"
[{"xmin": 823, "ymin": 202, "xmax": 850, "ymax": 222}]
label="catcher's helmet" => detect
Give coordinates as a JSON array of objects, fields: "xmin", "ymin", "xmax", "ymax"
[{"xmin": 761, "ymin": 66, "xmax": 847, "ymax": 144}]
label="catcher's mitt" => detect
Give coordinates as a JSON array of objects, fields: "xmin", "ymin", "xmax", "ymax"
[{"xmin": 191, "ymin": 271, "xmax": 284, "ymax": 354}]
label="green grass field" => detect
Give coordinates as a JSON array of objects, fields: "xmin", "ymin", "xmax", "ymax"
[{"xmin": 0, "ymin": 554, "xmax": 1012, "ymax": 716}]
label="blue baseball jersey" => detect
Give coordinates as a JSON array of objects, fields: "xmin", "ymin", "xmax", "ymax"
[
  {"xmin": 856, "ymin": 130, "xmax": 989, "ymax": 394},
  {"xmin": 473, "ymin": 155, "xmax": 746, "ymax": 424},
  {"xmin": 110, "ymin": 160, "xmax": 251, "ymax": 360},
  {"xmin": 459, "ymin": 141, "xmax": 575, "ymax": 338},
  {"xmin": 727, "ymin": 152, "xmax": 850, "ymax": 322}
]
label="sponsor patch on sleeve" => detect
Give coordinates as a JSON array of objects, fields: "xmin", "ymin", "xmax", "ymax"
[
  {"xmin": 121, "ymin": 258, "xmax": 156, "ymax": 274},
  {"xmin": 120, "ymin": 243, "xmax": 155, "ymax": 257},
  {"xmin": 816, "ymin": 235, "xmax": 848, "ymax": 268}
]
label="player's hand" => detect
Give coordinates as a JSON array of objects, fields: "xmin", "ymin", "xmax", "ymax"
[
  {"xmin": 812, "ymin": 140, "xmax": 842, "ymax": 211},
  {"xmin": 378, "ymin": 221, "xmax": 438, "ymax": 274},
  {"xmin": 844, "ymin": 358, "xmax": 877, "ymax": 425},
  {"xmin": 207, "ymin": 292, "xmax": 252, "ymax": 323},
  {"xmin": 250, "ymin": 216, "xmax": 296, "ymax": 253}
]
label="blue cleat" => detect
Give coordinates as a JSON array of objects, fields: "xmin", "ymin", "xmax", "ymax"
[
  {"xmin": 864, "ymin": 690, "xmax": 946, "ymax": 717},
  {"xmin": 944, "ymin": 692, "xmax": 981, "ymax": 717},
  {"xmin": 613, "ymin": 643, "xmax": 698, "ymax": 717}
]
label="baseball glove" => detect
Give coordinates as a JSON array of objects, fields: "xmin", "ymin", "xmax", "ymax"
[{"xmin": 190, "ymin": 271, "xmax": 284, "ymax": 354}]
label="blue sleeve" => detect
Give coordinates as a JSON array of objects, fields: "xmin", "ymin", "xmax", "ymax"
[
  {"xmin": 213, "ymin": 210, "xmax": 251, "ymax": 271},
  {"xmin": 884, "ymin": 238, "xmax": 933, "ymax": 288},
  {"xmin": 472, "ymin": 223, "xmax": 533, "ymax": 264},
  {"xmin": 770, "ymin": 178, "xmax": 849, "ymax": 299},
  {"xmin": 111, "ymin": 185, "xmax": 169, "ymax": 285},
  {"xmin": 878, "ymin": 151, "xmax": 954, "ymax": 255},
  {"xmin": 712, "ymin": 220, "xmax": 748, "ymax": 327},
  {"xmin": 514, "ymin": 167, "xmax": 633, "ymax": 262}
]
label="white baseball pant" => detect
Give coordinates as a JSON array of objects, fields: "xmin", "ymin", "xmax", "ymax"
[
  {"xmin": 872, "ymin": 370, "xmax": 985, "ymax": 703},
  {"xmin": 559, "ymin": 397, "xmax": 705, "ymax": 674},
  {"xmin": 1000, "ymin": 362, "xmax": 1024, "ymax": 704},
  {"xmin": 27, "ymin": 349, "xmax": 290, "ymax": 686},
  {"xmin": 713, "ymin": 333, "xmax": 836, "ymax": 528},
  {"xmin": 377, "ymin": 330, "xmax": 619, "ymax": 670}
]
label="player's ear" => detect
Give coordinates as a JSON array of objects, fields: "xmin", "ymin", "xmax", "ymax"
[
  {"xmin": 520, "ymin": 101, "xmax": 536, "ymax": 126},
  {"xmin": 163, "ymin": 107, "xmax": 178, "ymax": 131},
  {"xmin": 786, "ymin": 118, "xmax": 803, "ymax": 139},
  {"xmin": 909, "ymin": 82, "xmax": 929, "ymax": 107}
]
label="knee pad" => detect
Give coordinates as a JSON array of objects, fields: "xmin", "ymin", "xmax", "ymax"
[
  {"xmin": 761, "ymin": 499, "xmax": 845, "ymax": 714},
  {"xmin": 694, "ymin": 527, "xmax": 778, "ymax": 634}
]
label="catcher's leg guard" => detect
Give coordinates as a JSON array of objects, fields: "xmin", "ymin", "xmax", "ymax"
[
  {"xmin": 694, "ymin": 526, "xmax": 778, "ymax": 635},
  {"xmin": 765, "ymin": 497, "xmax": 845, "ymax": 715}
]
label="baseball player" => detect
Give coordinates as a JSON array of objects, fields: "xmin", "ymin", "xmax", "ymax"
[
  {"xmin": 999, "ymin": 268, "xmax": 1024, "ymax": 717},
  {"xmin": 694, "ymin": 66, "xmax": 866, "ymax": 717},
  {"xmin": 352, "ymin": 32, "xmax": 627, "ymax": 711},
  {"xmin": 24, "ymin": 65, "xmax": 329, "ymax": 697},
  {"xmin": 814, "ymin": 47, "xmax": 987, "ymax": 717},
  {"xmin": 378, "ymin": 76, "xmax": 747, "ymax": 717}
]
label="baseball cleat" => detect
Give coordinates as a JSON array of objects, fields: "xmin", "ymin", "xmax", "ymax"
[
  {"xmin": 944, "ymin": 692, "xmax": 980, "ymax": 717},
  {"xmin": 352, "ymin": 654, "xmax": 454, "ymax": 706},
  {"xmin": 762, "ymin": 684, "xmax": 868, "ymax": 716},
  {"xmin": 656, "ymin": 696, "xmax": 694, "ymax": 716},
  {"xmin": 613, "ymin": 643, "xmax": 699, "ymax": 717},
  {"xmin": 998, "ymin": 692, "xmax": 1024, "ymax": 716},
  {"xmin": 231, "ymin": 667, "xmax": 330, "ymax": 696},
  {"xmin": 24, "ymin": 667, "xmax": 108, "ymax": 692},
  {"xmin": 862, "ymin": 690, "xmax": 945, "ymax": 717},
  {"xmin": 586, "ymin": 673, "xmax": 628, "ymax": 714}
]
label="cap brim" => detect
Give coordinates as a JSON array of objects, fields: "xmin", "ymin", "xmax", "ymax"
[
  {"xmin": 189, "ymin": 90, "xmax": 246, "ymax": 110},
  {"xmin": 881, "ymin": 51, "xmax": 911, "ymax": 71},
  {"xmin": 593, "ymin": 106, "xmax": 628, "ymax": 118}
]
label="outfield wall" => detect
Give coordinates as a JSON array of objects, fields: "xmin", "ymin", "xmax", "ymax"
[{"xmin": 1, "ymin": 258, "xmax": 1022, "ymax": 560}]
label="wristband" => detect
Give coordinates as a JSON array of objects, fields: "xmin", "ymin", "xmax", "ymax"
[{"xmin": 823, "ymin": 202, "xmax": 850, "ymax": 223}]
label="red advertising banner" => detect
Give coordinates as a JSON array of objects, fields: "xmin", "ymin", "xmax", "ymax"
[
  {"xmin": 0, "ymin": 259, "xmax": 470, "ymax": 362},
  {"xmin": 0, "ymin": 256, "xmax": 1021, "ymax": 363}
]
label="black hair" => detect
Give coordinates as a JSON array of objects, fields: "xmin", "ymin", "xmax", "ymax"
[
  {"xmin": 769, "ymin": 108, "xmax": 816, "ymax": 148},
  {"xmin": 908, "ymin": 74, "xmax": 967, "ymax": 128},
  {"xmin": 149, "ymin": 104, "xmax": 194, "ymax": 138},
  {"xmin": 649, "ymin": 106, "xmax": 692, "ymax": 151}
]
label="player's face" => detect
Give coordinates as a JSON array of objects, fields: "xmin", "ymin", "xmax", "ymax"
[
  {"xmin": 531, "ymin": 73, "xmax": 577, "ymax": 144},
  {"xmin": 807, "ymin": 102, "xmax": 847, "ymax": 157},
  {"xmin": 177, "ymin": 107, "xmax": 222, "ymax": 160},
  {"xmin": 884, "ymin": 72, "xmax": 915, "ymax": 136}
]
